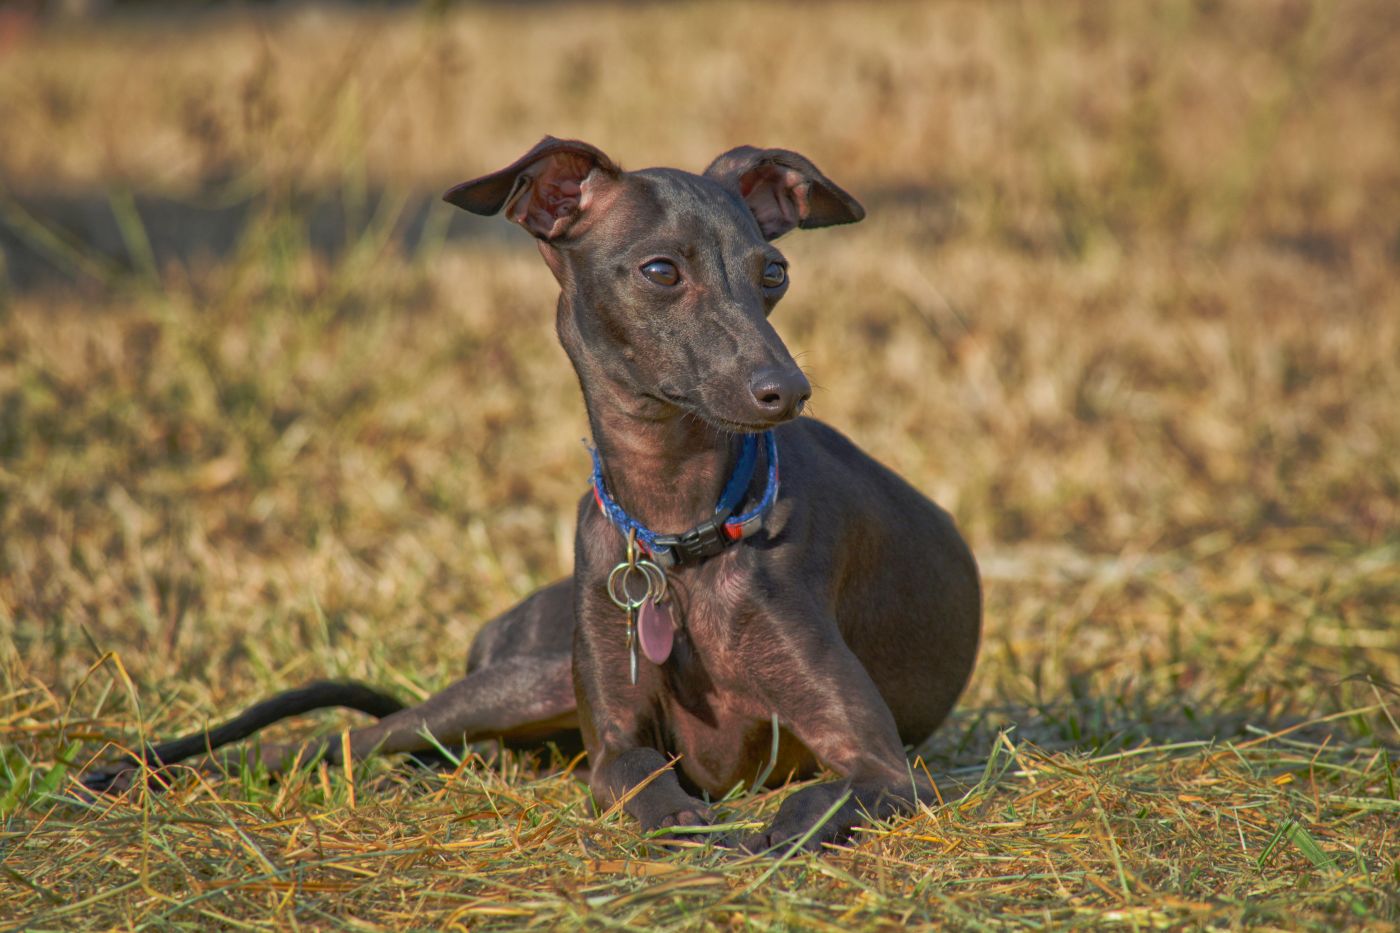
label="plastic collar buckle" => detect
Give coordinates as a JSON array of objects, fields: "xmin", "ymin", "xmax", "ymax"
[{"xmin": 653, "ymin": 509, "xmax": 734, "ymax": 568}]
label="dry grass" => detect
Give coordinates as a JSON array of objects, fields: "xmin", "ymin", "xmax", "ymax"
[{"xmin": 2, "ymin": 0, "xmax": 1398, "ymax": 928}]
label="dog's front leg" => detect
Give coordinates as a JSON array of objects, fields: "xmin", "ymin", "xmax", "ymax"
[
  {"xmin": 572, "ymin": 601, "xmax": 711, "ymax": 835},
  {"xmin": 741, "ymin": 622, "xmax": 929, "ymax": 852},
  {"xmin": 588, "ymin": 745, "xmax": 713, "ymax": 833}
]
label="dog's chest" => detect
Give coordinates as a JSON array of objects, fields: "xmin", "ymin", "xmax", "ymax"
[
  {"xmin": 663, "ymin": 690, "xmax": 814, "ymax": 794},
  {"xmin": 652, "ymin": 569, "xmax": 816, "ymax": 793}
]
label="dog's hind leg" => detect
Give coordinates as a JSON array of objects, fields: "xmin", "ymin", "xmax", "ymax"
[
  {"xmin": 254, "ymin": 650, "xmax": 578, "ymax": 770},
  {"xmin": 82, "ymin": 579, "xmax": 579, "ymax": 792},
  {"xmin": 323, "ymin": 577, "xmax": 580, "ymax": 763}
]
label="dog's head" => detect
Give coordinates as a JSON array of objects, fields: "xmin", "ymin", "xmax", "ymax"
[{"xmin": 444, "ymin": 137, "xmax": 864, "ymax": 431}]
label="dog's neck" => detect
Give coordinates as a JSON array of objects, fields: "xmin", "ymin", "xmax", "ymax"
[{"xmin": 581, "ymin": 372, "xmax": 744, "ymax": 538}]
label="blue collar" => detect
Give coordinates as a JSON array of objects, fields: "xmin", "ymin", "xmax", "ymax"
[{"xmin": 590, "ymin": 432, "xmax": 780, "ymax": 568}]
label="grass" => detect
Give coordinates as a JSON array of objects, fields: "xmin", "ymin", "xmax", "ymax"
[{"xmin": 1, "ymin": 0, "xmax": 1398, "ymax": 928}]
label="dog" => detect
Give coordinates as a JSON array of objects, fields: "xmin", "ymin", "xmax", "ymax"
[{"xmin": 83, "ymin": 138, "xmax": 982, "ymax": 852}]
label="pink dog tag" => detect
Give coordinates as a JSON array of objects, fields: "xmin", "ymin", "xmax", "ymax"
[{"xmin": 637, "ymin": 598, "xmax": 674, "ymax": 665}]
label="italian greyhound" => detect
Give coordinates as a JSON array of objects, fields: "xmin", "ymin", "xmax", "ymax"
[{"xmin": 82, "ymin": 138, "xmax": 982, "ymax": 852}]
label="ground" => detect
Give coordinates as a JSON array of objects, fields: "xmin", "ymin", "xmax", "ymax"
[{"xmin": 1, "ymin": 1, "xmax": 1398, "ymax": 928}]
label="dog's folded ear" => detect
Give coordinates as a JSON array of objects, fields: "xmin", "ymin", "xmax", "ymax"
[
  {"xmin": 444, "ymin": 137, "xmax": 620, "ymax": 240},
  {"xmin": 704, "ymin": 146, "xmax": 865, "ymax": 240}
]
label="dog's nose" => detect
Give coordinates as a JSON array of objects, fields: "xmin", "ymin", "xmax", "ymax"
[{"xmin": 748, "ymin": 368, "xmax": 812, "ymax": 421}]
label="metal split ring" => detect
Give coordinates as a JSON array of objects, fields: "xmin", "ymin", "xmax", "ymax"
[{"xmin": 607, "ymin": 558, "xmax": 667, "ymax": 611}]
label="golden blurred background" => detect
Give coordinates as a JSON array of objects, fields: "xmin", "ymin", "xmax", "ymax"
[{"xmin": 2, "ymin": 2, "xmax": 1398, "ymax": 925}]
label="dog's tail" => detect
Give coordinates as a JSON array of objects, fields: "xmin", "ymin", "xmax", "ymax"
[{"xmin": 79, "ymin": 680, "xmax": 405, "ymax": 794}]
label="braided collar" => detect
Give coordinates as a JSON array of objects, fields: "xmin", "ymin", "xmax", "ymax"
[{"xmin": 590, "ymin": 432, "xmax": 779, "ymax": 568}]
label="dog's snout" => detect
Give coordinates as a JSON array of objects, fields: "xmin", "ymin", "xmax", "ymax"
[{"xmin": 748, "ymin": 368, "xmax": 812, "ymax": 422}]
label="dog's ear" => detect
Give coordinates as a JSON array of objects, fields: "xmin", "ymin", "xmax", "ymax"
[
  {"xmin": 704, "ymin": 146, "xmax": 864, "ymax": 240},
  {"xmin": 444, "ymin": 137, "xmax": 620, "ymax": 240}
]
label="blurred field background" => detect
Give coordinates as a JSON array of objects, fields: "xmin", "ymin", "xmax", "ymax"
[{"xmin": 1, "ymin": 0, "xmax": 1398, "ymax": 928}]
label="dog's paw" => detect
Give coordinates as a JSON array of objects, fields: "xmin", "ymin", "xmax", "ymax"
[
  {"xmin": 652, "ymin": 805, "xmax": 712, "ymax": 830},
  {"xmin": 642, "ymin": 804, "xmax": 712, "ymax": 832},
  {"xmin": 739, "ymin": 786, "xmax": 864, "ymax": 854},
  {"xmin": 738, "ymin": 821, "xmax": 849, "ymax": 855},
  {"xmin": 638, "ymin": 800, "xmax": 713, "ymax": 844}
]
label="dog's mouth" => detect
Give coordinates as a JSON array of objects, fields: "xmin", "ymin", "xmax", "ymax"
[{"xmin": 654, "ymin": 388, "xmax": 798, "ymax": 433}]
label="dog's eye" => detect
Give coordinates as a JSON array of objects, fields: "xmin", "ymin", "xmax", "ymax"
[
  {"xmin": 640, "ymin": 260, "xmax": 680, "ymax": 287},
  {"xmin": 762, "ymin": 262, "xmax": 787, "ymax": 289}
]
